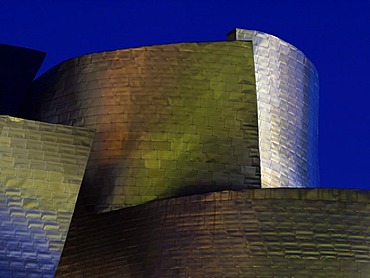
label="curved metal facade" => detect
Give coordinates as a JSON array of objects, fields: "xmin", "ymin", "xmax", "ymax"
[
  {"xmin": 56, "ymin": 188, "xmax": 370, "ymax": 277},
  {"xmin": 228, "ymin": 29, "xmax": 319, "ymax": 188},
  {"xmin": 27, "ymin": 41, "xmax": 261, "ymax": 213},
  {"xmin": 3, "ymin": 29, "xmax": 365, "ymax": 277},
  {"xmin": 24, "ymin": 29, "xmax": 319, "ymax": 213}
]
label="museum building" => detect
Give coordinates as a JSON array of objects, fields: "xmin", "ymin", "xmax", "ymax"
[{"xmin": 0, "ymin": 29, "xmax": 369, "ymax": 277}]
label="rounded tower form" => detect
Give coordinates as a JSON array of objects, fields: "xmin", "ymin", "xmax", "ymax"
[{"xmin": 25, "ymin": 29, "xmax": 319, "ymax": 214}]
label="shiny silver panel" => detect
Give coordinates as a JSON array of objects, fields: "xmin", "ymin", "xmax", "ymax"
[{"xmin": 228, "ymin": 29, "xmax": 319, "ymax": 188}]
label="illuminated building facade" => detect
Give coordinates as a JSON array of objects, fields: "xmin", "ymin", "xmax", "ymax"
[
  {"xmin": 57, "ymin": 189, "xmax": 370, "ymax": 277},
  {"xmin": 24, "ymin": 28, "xmax": 318, "ymax": 215},
  {"xmin": 227, "ymin": 29, "xmax": 319, "ymax": 189},
  {"xmin": 0, "ymin": 116, "xmax": 94, "ymax": 277},
  {"xmin": 0, "ymin": 29, "xmax": 369, "ymax": 277}
]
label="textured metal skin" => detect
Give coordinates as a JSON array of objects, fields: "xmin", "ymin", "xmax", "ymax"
[
  {"xmin": 0, "ymin": 116, "xmax": 94, "ymax": 277},
  {"xmin": 228, "ymin": 29, "xmax": 319, "ymax": 188},
  {"xmin": 56, "ymin": 188, "xmax": 370, "ymax": 277},
  {"xmin": 26, "ymin": 41, "xmax": 261, "ymax": 213}
]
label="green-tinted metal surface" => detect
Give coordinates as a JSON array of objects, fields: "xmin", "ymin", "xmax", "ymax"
[
  {"xmin": 0, "ymin": 116, "xmax": 94, "ymax": 276},
  {"xmin": 28, "ymin": 41, "xmax": 260, "ymax": 213}
]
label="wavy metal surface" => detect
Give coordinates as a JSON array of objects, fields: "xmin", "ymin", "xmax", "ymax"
[
  {"xmin": 228, "ymin": 28, "xmax": 319, "ymax": 188},
  {"xmin": 26, "ymin": 42, "xmax": 261, "ymax": 213},
  {"xmin": 57, "ymin": 188, "xmax": 370, "ymax": 277},
  {"xmin": 0, "ymin": 116, "xmax": 94, "ymax": 277}
]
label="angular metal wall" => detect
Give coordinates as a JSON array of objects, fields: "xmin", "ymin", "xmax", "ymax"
[
  {"xmin": 26, "ymin": 41, "xmax": 261, "ymax": 213},
  {"xmin": 228, "ymin": 29, "xmax": 319, "ymax": 188},
  {"xmin": 56, "ymin": 188, "xmax": 370, "ymax": 277},
  {"xmin": 0, "ymin": 116, "xmax": 94, "ymax": 277}
]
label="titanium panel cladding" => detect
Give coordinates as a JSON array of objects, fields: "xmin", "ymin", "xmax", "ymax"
[
  {"xmin": 228, "ymin": 28, "xmax": 319, "ymax": 188},
  {"xmin": 57, "ymin": 188, "xmax": 370, "ymax": 277},
  {"xmin": 27, "ymin": 42, "xmax": 261, "ymax": 213},
  {"xmin": 0, "ymin": 116, "xmax": 94, "ymax": 277}
]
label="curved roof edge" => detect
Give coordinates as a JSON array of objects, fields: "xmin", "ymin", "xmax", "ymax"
[{"xmin": 227, "ymin": 28, "xmax": 318, "ymax": 74}]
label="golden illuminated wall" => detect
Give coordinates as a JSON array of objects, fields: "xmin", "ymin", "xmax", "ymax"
[
  {"xmin": 0, "ymin": 116, "xmax": 94, "ymax": 276},
  {"xmin": 28, "ymin": 41, "xmax": 260, "ymax": 213},
  {"xmin": 56, "ymin": 188, "xmax": 370, "ymax": 277}
]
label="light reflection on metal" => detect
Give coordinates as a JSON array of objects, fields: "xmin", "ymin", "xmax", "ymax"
[
  {"xmin": 0, "ymin": 116, "xmax": 94, "ymax": 276},
  {"xmin": 27, "ymin": 42, "xmax": 261, "ymax": 213},
  {"xmin": 1, "ymin": 28, "xmax": 324, "ymax": 277},
  {"xmin": 56, "ymin": 188, "xmax": 370, "ymax": 277},
  {"xmin": 228, "ymin": 28, "xmax": 319, "ymax": 188},
  {"xmin": 27, "ymin": 28, "xmax": 319, "ymax": 214}
]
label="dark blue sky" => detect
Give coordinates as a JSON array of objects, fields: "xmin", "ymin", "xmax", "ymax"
[{"xmin": 1, "ymin": 0, "xmax": 369, "ymax": 189}]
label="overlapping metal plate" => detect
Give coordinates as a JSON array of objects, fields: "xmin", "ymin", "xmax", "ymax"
[
  {"xmin": 56, "ymin": 188, "xmax": 370, "ymax": 277},
  {"xmin": 228, "ymin": 28, "xmax": 319, "ymax": 188},
  {"xmin": 0, "ymin": 116, "xmax": 94, "ymax": 277}
]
